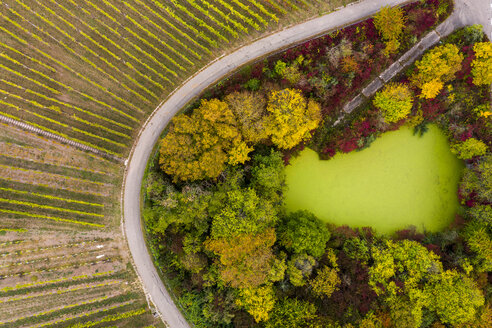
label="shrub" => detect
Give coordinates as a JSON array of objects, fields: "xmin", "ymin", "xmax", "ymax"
[
  {"xmin": 471, "ymin": 42, "xmax": 492, "ymax": 86},
  {"xmin": 244, "ymin": 78, "xmax": 261, "ymax": 91},
  {"xmin": 451, "ymin": 138, "xmax": 487, "ymax": 160},
  {"xmin": 373, "ymin": 83, "xmax": 413, "ymax": 123}
]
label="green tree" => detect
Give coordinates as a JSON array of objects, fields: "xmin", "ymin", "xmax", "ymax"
[
  {"xmin": 310, "ymin": 265, "xmax": 340, "ymax": 298},
  {"xmin": 471, "ymin": 42, "xmax": 492, "ymax": 86},
  {"xmin": 411, "ymin": 44, "xmax": 463, "ymax": 99},
  {"xmin": 250, "ymin": 150, "xmax": 286, "ymax": 203},
  {"xmin": 287, "ymin": 253, "xmax": 316, "ymax": 287},
  {"xmin": 374, "ymin": 6, "xmax": 406, "ymax": 55},
  {"xmin": 143, "ymin": 182, "xmax": 211, "ymax": 235},
  {"xmin": 464, "ymin": 205, "xmax": 492, "ymax": 272},
  {"xmin": 373, "ymin": 83, "xmax": 413, "ymax": 123},
  {"xmin": 451, "ymin": 138, "xmax": 488, "ymax": 160},
  {"xmin": 460, "ymin": 154, "xmax": 492, "ymax": 203},
  {"xmin": 369, "ymin": 240, "xmax": 442, "ymax": 295},
  {"xmin": 209, "ymin": 186, "xmax": 277, "ymax": 239},
  {"xmin": 387, "ymin": 291, "xmax": 429, "ymax": 328},
  {"xmin": 279, "ymin": 210, "xmax": 330, "ymax": 258},
  {"xmin": 266, "ymin": 89, "xmax": 321, "ymax": 149},
  {"xmin": 159, "ymin": 98, "xmax": 250, "ymax": 181},
  {"xmin": 265, "ymin": 298, "xmax": 319, "ymax": 328},
  {"xmin": 425, "ymin": 270, "xmax": 485, "ymax": 325}
]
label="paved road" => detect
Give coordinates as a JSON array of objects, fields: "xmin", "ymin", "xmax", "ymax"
[{"xmin": 122, "ymin": 1, "xmax": 491, "ymax": 327}]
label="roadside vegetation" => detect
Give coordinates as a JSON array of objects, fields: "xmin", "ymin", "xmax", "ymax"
[{"xmin": 144, "ymin": 1, "xmax": 492, "ymax": 326}]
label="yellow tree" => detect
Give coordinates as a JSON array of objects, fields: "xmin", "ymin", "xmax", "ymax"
[
  {"xmin": 373, "ymin": 83, "xmax": 413, "ymax": 123},
  {"xmin": 235, "ymin": 285, "xmax": 276, "ymax": 322},
  {"xmin": 411, "ymin": 44, "xmax": 463, "ymax": 99},
  {"xmin": 374, "ymin": 6, "xmax": 406, "ymax": 56},
  {"xmin": 224, "ymin": 91, "xmax": 269, "ymax": 143},
  {"xmin": 204, "ymin": 228, "xmax": 277, "ymax": 289},
  {"xmin": 265, "ymin": 88, "xmax": 321, "ymax": 149},
  {"xmin": 471, "ymin": 42, "xmax": 492, "ymax": 86},
  {"xmin": 159, "ymin": 98, "xmax": 251, "ymax": 181}
]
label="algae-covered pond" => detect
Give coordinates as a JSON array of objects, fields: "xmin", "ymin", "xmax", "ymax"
[{"xmin": 285, "ymin": 125, "xmax": 464, "ymax": 234}]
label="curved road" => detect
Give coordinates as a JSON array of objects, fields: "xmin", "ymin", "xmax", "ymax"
[{"xmin": 122, "ymin": 0, "xmax": 491, "ymax": 327}]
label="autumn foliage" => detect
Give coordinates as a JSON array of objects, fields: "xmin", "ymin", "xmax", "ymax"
[
  {"xmin": 266, "ymin": 88, "xmax": 321, "ymax": 149},
  {"xmin": 373, "ymin": 83, "xmax": 413, "ymax": 123},
  {"xmin": 411, "ymin": 44, "xmax": 463, "ymax": 99},
  {"xmin": 374, "ymin": 6, "xmax": 406, "ymax": 55}
]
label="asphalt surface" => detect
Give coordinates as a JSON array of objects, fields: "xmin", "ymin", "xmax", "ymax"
[{"xmin": 122, "ymin": 1, "xmax": 491, "ymax": 327}]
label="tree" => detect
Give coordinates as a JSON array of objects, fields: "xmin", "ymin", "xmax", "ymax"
[
  {"xmin": 425, "ymin": 270, "xmax": 485, "ymax": 325},
  {"xmin": 411, "ymin": 44, "xmax": 463, "ymax": 99},
  {"xmin": 224, "ymin": 91, "xmax": 269, "ymax": 143},
  {"xmin": 250, "ymin": 150, "xmax": 286, "ymax": 203},
  {"xmin": 310, "ymin": 265, "xmax": 341, "ymax": 298},
  {"xmin": 471, "ymin": 42, "xmax": 492, "ymax": 86},
  {"xmin": 369, "ymin": 240, "xmax": 442, "ymax": 295},
  {"xmin": 143, "ymin": 182, "xmax": 211, "ymax": 235},
  {"xmin": 204, "ymin": 229, "xmax": 277, "ymax": 289},
  {"xmin": 265, "ymin": 298, "xmax": 319, "ymax": 328},
  {"xmin": 209, "ymin": 186, "xmax": 277, "ymax": 239},
  {"xmin": 235, "ymin": 285, "xmax": 276, "ymax": 322},
  {"xmin": 159, "ymin": 98, "xmax": 250, "ymax": 181},
  {"xmin": 373, "ymin": 83, "xmax": 413, "ymax": 123},
  {"xmin": 387, "ymin": 292, "xmax": 429, "ymax": 328},
  {"xmin": 460, "ymin": 154, "xmax": 492, "ymax": 203},
  {"xmin": 358, "ymin": 312, "xmax": 384, "ymax": 328},
  {"xmin": 266, "ymin": 89, "xmax": 321, "ymax": 149},
  {"xmin": 287, "ymin": 253, "xmax": 316, "ymax": 287},
  {"xmin": 451, "ymin": 138, "xmax": 488, "ymax": 160},
  {"xmin": 279, "ymin": 210, "xmax": 330, "ymax": 258},
  {"xmin": 310, "ymin": 248, "xmax": 340, "ymax": 297},
  {"xmin": 464, "ymin": 205, "xmax": 492, "ymax": 272},
  {"xmin": 374, "ymin": 6, "xmax": 406, "ymax": 55}
]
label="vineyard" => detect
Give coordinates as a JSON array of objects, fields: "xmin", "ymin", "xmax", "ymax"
[
  {"xmin": 0, "ymin": 0, "xmax": 346, "ymax": 326},
  {"xmin": 0, "ymin": 122, "xmax": 162, "ymax": 327},
  {"xmin": 0, "ymin": 0, "xmax": 349, "ymax": 159}
]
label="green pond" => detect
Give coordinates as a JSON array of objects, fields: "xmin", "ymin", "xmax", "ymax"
[{"xmin": 285, "ymin": 125, "xmax": 464, "ymax": 234}]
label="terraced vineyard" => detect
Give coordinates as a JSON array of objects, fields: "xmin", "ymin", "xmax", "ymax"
[
  {"xmin": 0, "ymin": 0, "xmax": 347, "ymax": 326},
  {"xmin": 0, "ymin": 123, "xmax": 162, "ymax": 327},
  {"xmin": 0, "ymin": 0, "xmax": 347, "ymax": 158}
]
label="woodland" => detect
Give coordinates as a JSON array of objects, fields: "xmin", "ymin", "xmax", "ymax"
[{"xmin": 143, "ymin": 1, "xmax": 492, "ymax": 327}]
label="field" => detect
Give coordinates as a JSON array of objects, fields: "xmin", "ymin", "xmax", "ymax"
[
  {"xmin": 0, "ymin": 122, "xmax": 163, "ymax": 327},
  {"xmin": 0, "ymin": 0, "xmax": 353, "ymax": 158},
  {"xmin": 0, "ymin": 0, "xmax": 352, "ymax": 326}
]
